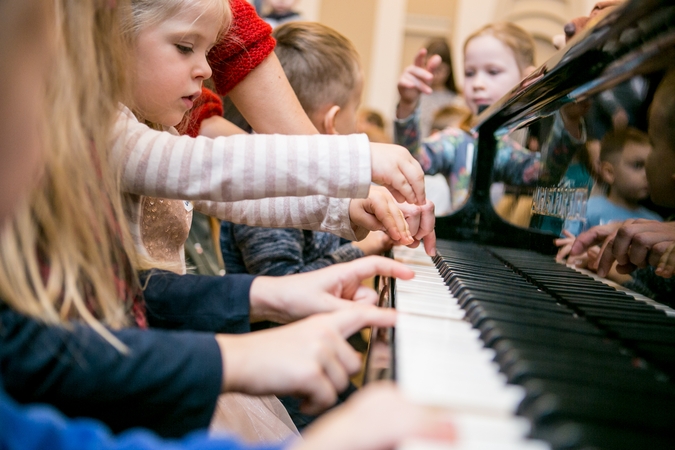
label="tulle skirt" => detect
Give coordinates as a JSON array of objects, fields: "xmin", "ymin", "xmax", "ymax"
[{"xmin": 210, "ymin": 393, "xmax": 300, "ymax": 444}]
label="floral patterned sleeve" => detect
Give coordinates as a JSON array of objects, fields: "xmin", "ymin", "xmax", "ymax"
[
  {"xmin": 393, "ymin": 108, "xmax": 465, "ymax": 177},
  {"xmin": 539, "ymin": 113, "xmax": 587, "ymax": 186},
  {"xmin": 493, "ymin": 111, "xmax": 586, "ymax": 187},
  {"xmin": 493, "ymin": 136, "xmax": 541, "ymax": 187}
]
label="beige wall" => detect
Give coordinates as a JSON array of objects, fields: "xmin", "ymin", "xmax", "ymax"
[{"xmin": 262, "ymin": 0, "xmax": 596, "ymax": 122}]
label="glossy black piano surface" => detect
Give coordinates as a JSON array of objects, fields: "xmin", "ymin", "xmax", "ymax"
[
  {"xmin": 432, "ymin": 0, "xmax": 675, "ymax": 254},
  {"xmin": 366, "ymin": 1, "xmax": 675, "ymax": 449}
]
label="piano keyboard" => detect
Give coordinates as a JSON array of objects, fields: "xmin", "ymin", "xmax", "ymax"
[{"xmin": 387, "ymin": 241, "xmax": 675, "ymax": 450}]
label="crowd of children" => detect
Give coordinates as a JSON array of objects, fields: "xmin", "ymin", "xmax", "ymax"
[{"xmin": 0, "ymin": 0, "xmax": 674, "ymax": 449}]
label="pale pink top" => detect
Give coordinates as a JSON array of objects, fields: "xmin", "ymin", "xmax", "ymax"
[{"xmin": 111, "ymin": 107, "xmax": 372, "ymax": 271}]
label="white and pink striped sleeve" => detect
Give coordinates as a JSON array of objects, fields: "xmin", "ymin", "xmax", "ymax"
[
  {"xmin": 111, "ymin": 107, "xmax": 372, "ymax": 202},
  {"xmin": 193, "ymin": 196, "xmax": 369, "ymax": 241}
]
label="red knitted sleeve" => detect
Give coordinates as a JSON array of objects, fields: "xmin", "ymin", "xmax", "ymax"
[
  {"xmin": 183, "ymin": 87, "xmax": 225, "ymax": 138},
  {"xmin": 208, "ymin": 0, "xmax": 276, "ymax": 96}
]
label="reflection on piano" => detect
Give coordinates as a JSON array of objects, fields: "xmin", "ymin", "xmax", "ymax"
[{"xmin": 365, "ymin": 1, "xmax": 675, "ymax": 448}]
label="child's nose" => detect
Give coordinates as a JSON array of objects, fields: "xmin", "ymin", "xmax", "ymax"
[
  {"xmin": 194, "ymin": 56, "xmax": 212, "ymax": 80},
  {"xmin": 471, "ymin": 73, "xmax": 486, "ymax": 90}
]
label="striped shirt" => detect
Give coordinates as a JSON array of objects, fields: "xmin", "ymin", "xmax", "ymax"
[{"xmin": 111, "ymin": 107, "xmax": 373, "ymax": 262}]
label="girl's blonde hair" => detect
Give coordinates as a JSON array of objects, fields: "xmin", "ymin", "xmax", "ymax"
[
  {"xmin": 124, "ymin": 0, "xmax": 231, "ymax": 39},
  {"xmin": 464, "ymin": 22, "xmax": 536, "ymax": 72},
  {"xmin": 0, "ymin": 0, "xmax": 140, "ymax": 350}
]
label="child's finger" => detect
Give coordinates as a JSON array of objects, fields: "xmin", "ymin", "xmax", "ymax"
[
  {"xmin": 562, "ymin": 229, "xmax": 575, "ymax": 239},
  {"xmin": 425, "ymin": 54, "xmax": 442, "ymax": 73},
  {"xmin": 656, "ymin": 242, "xmax": 675, "ymax": 278},
  {"xmin": 413, "ymin": 47, "xmax": 428, "ymax": 67}
]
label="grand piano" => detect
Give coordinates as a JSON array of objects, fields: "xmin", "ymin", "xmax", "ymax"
[{"xmin": 365, "ymin": 1, "xmax": 675, "ymax": 448}]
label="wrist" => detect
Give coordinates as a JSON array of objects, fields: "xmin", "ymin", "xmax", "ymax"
[
  {"xmin": 216, "ymin": 334, "xmax": 244, "ymax": 392},
  {"xmin": 249, "ymin": 276, "xmax": 276, "ymax": 323},
  {"xmin": 396, "ymin": 100, "xmax": 417, "ymax": 120}
]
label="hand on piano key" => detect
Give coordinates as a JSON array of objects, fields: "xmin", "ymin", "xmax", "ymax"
[
  {"xmin": 220, "ymin": 306, "xmax": 398, "ymax": 415},
  {"xmin": 249, "ymin": 256, "xmax": 415, "ymax": 323},
  {"xmin": 349, "ymin": 186, "xmax": 437, "ymax": 256},
  {"xmin": 292, "ymin": 382, "xmax": 457, "ymax": 450}
]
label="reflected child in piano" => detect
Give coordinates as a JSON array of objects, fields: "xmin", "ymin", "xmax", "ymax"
[
  {"xmin": 395, "ymin": 22, "xmax": 586, "ymax": 213},
  {"xmin": 584, "ymin": 127, "xmax": 662, "ymax": 228}
]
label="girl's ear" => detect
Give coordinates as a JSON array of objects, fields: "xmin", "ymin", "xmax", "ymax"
[{"xmin": 323, "ymin": 105, "xmax": 341, "ymax": 135}]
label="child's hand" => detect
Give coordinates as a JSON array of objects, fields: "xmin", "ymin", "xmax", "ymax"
[
  {"xmin": 348, "ymin": 186, "xmax": 436, "ymax": 256},
  {"xmin": 352, "ymin": 231, "xmax": 394, "ymax": 256},
  {"xmin": 293, "ymin": 382, "xmax": 456, "ymax": 450},
  {"xmin": 396, "ymin": 48, "xmax": 441, "ymax": 120},
  {"xmin": 349, "ymin": 185, "xmax": 413, "ymax": 244},
  {"xmin": 397, "ymin": 199, "xmax": 437, "ymax": 256},
  {"xmin": 370, "ymin": 142, "xmax": 426, "ymax": 206},
  {"xmin": 554, "ymin": 229, "xmax": 576, "ymax": 261},
  {"xmin": 249, "ymin": 255, "xmax": 414, "ymax": 323},
  {"xmin": 218, "ymin": 306, "xmax": 397, "ymax": 415}
]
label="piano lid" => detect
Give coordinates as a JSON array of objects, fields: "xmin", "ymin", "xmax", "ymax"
[{"xmin": 434, "ymin": 0, "xmax": 675, "ymax": 254}]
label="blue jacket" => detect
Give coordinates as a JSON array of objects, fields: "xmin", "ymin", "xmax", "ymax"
[{"xmin": 0, "ymin": 382, "xmax": 285, "ymax": 450}]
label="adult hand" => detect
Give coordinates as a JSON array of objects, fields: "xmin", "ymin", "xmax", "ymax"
[
  {"xmin": 569, "ymin": 221, "xmax": 623, "ymax": 258},
  {"xmin": 396, "ymin": 48, "xmax": 440, "ymax": 120},
  {"xmin": 293, "ymin": 382, "xmax": 456, "ymax": 450},
  {"xmin": 596, "ymin": 220, "xmax": 675, "ymax": 277},
  {"xmin": 370, "ymin": 142, "xmax": 426, "ymax": 206},
  {"xmin": 218, "ymin": 307, "xmax": 397, "ymax": 415},
  {"xmin": 249, "ymin": 255, "xmax": 414, "ymax": 323}
]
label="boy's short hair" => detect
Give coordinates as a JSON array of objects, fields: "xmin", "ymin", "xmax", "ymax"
[
  {"xmin": 359, "ymin": 108, "xmax": 385, "ymax": 130},
  {"xmin": 272, "ymin": 22, "xmax": 361, "ymax": 116},
  {"xmin": 431, "ymin": 104, "xmax": 470, "ymax": 131},
  {"xmin": 600, "ymin": 127, "xmax": 650, "ymax": 163}
]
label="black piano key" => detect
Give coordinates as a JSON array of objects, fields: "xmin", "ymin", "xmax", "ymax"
[
  {"xmin": 521, "ymin": 379, "xmax": 675, "ymax": 407},
  {"xmin": 534, "ymin": 421, "xmax": 675, "ymax": 450},
  {"xmin": 482, "ymin": 331, "xmax": 619, "ymax": 354},
  {"xmin": 466, "ymin": 302, "xmax": 573, "ymax": 320},
  {"xmin": 493, "ymin": 338, "xmax": 626, "ymax": 359},
  {"xmin": 520, "ymin": 390, "xmax": 675, "ymax": 435},
  {"xmin": 477, "ymin": 316, "xmax": 603, "ymax": 336},
  {"xmin": 497, "ymin": 348, "xmax": 646, "ymax": 376},
  {"xmin": 504, "ymin": 358, "xmax": 663, "ymax": 387}
]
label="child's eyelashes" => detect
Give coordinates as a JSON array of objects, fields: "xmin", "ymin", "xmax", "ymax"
[{"xmin": 175, "ymin": 44, "xmax": 194, "ymax": 54}]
